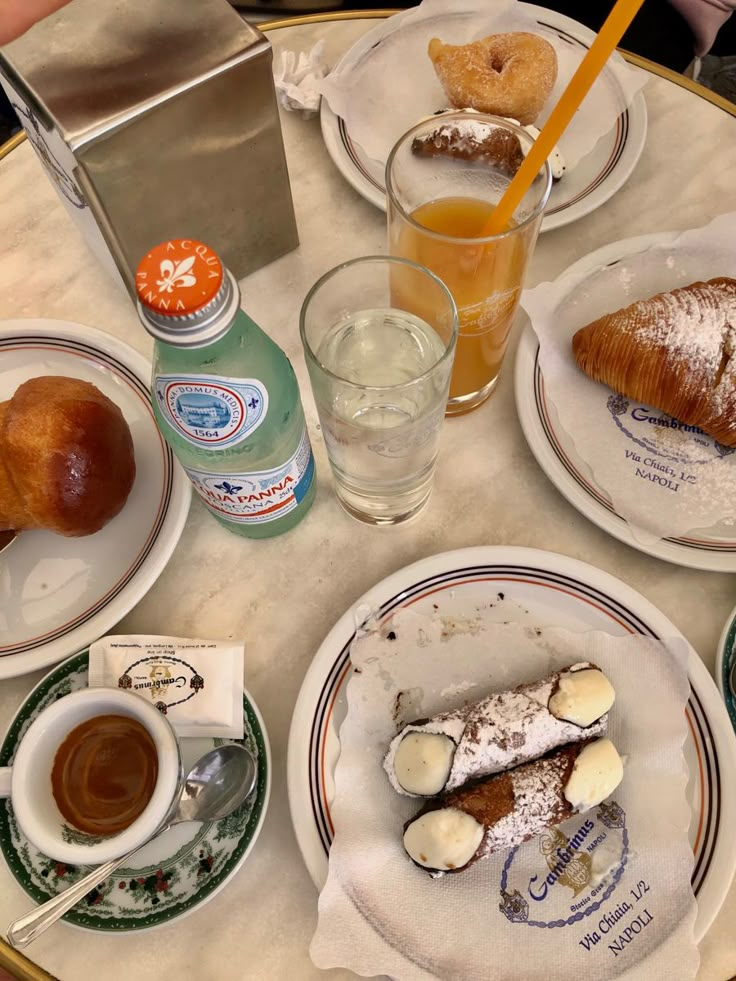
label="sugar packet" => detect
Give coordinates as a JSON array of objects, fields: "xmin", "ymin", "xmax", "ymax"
[{"xmin": 89, "ymin": 635, "xmax": 244, "ymax": 738}]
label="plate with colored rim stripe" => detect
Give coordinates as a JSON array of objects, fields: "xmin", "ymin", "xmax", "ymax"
[
  {"xmin": 286, "ymin": 546, "xmax": 736, "ymax": 942},
  {"xmin": 0, "ymin": 320, "xmax": 191, "ymax": 679},
  {"xmin": 716, "ymin": 604, "xmax": 736, "ymax": 736},
  {"xmin": 319, "ymin": 4, "xmax": 647, "ymax": 232},
  {"xmin": 0, "ymin": 649, "xmax": 271, "ymax": 932},
  {"xmin": 514, "ymin": 233, "xmax": 736, "ymax": 571}
]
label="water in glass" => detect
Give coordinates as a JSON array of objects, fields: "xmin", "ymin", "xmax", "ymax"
[{"xmin": 314, "ymin": 307, "xmax": 449, "ymax": 522}]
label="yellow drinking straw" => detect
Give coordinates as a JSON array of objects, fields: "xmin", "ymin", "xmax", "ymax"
[{"xmin": 483, "ymin": 0, "xmax": 647, "ymax": 236}]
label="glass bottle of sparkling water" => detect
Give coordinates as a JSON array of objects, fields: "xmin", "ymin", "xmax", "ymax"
[{"xmin": 135, "ymin": 238, "xmax": 315, "ymax": 539}]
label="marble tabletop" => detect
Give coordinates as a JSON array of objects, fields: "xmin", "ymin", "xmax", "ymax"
[{"xmin": 1, "ymin": 14, "xmax": 735, "ymax": 981}]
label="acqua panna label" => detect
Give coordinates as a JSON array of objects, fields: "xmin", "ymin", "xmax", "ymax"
[
  {"xmin": 184, "ymin": 426, "xmax": 314, "ymax": 525},
  {"xmin": 155, "ymin": 373, "xmax": 268, "ymax": 450}
]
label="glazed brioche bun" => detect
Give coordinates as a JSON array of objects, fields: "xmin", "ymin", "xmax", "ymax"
[{"xmin": 0, "ymin": 376, "xmax": 136, "ymax": 536}]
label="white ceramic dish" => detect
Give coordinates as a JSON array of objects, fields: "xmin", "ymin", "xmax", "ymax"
[
  {"xmin": 0, "ymin": 320, "xmax": 191, "ymax": 678},
  {"xmin": 513, "ymin": 232, "xmax": 736, "ymax": 571},
  {"xmin": 320, "ymin": 4, "xmax": 647, "ymax": 231},
  {"xmin": 287, "ymin": 545, "xmax": 736, "ymax": 943}
]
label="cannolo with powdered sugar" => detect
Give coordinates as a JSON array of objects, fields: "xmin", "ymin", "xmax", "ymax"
[
  {"xmin": 403, "ymin": 738, "xmax": 624, "ymax": 876},
  {"xmin": 384, "ymin": 662, "xmax": 615, "ymax": 797}
]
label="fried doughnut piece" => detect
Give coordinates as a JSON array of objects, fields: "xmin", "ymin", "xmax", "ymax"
[{"xmin": 428, "ymin": 32, "xmax": 558, "ymax": 126}]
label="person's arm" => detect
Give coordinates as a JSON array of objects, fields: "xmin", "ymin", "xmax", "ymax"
[
  {"xmin": 0, "ymin": 0, "xmax": 74, "ymax": 46},
  {"xmin": 668, "ymin": 0, "xmax": 736, "ymax": 56}
]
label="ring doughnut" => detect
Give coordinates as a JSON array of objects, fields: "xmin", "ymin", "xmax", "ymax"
[{"xmin": 428, "ymin": 32, "xmax": 558, "ymax": 126}]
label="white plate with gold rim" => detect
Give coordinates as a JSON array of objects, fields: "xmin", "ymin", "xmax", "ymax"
[
  {"xmin": 0, "ymin": 320, "xmax": 191, "ymax": 679},
  {"xmin": 287, "ymin": 546, "xmax": 736, "ymax": 942},
  {"xmin": 514, "ymin": 232, "xmax": 736, "ymax": 571},
  {"xmin": 320, "ymin": 4, "xmax": 647, "ymax": 231}
]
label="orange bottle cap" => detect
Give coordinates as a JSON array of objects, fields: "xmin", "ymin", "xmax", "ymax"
[{"xmin": 135, "ymin": 239, "xmax": 224, "ymax": 317}]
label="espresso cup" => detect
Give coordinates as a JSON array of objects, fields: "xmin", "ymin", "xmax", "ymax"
[{"xmin": 0, "ymin": 687, "xmax": 181, "ymax": 865}]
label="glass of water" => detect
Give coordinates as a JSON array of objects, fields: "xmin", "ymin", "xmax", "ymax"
[{"xmin": 300, "ymin": 256, "xmax": 458, "ymax": 525}]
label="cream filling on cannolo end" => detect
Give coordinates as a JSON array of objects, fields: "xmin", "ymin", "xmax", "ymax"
[
  {"xmin": 403, "ymin": 808, "xmax": 484, "ymax": 872},
  {"xmin": 549, "ymin": 668, "xmax": 616, "ymax": 727},
  {"xmin": 564, "ymin": 738, "xmax": 624, "ymax": 812},
  {"xmin": 393, "ymin": 732, "xmax": 456, "ymax": 795}
]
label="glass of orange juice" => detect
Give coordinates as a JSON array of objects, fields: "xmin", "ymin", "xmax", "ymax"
[{"xmin": 386, "ymin": 113, "xmax": 552, "ymax": 416}]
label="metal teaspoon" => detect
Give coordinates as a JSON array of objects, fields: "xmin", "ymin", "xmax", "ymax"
[{"xmin": 6, "ymin": 743, "xmax": 257, "ymax": 949}]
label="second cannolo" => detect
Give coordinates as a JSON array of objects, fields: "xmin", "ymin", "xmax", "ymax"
[
  {"xmin": 384, "ymin": 662, "xmax": 615, "ymax": 796},
  {"xmin": 403, "ymin": 737, "xmax": 624, "ymax": 876}
]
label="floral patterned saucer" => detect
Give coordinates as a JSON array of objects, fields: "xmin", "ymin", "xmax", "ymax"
[
  {"xmin": 0, "ymin": 650, "xmax": 270, "ymax": 932},
  {"xmin": 717, "ymin": 603, "xmax": 736, "ymax": 736}
]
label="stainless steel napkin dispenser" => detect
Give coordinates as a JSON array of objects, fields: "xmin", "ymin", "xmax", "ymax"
[{"xmin": 0, "ymin": 0, "xmax": 298, "ymax": 296}]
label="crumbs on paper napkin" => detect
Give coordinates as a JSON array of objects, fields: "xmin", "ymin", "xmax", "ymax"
[
  {"xmin": 274, "ymin": 40, "xmax": 328, "ymax": 115},
  {"xmin": 89, "ymin": 635, "xmax": 244, "ymax": 738},
  {"xmin": 310, "ymin": 610, "xmax": 698, "ymax": 981},
  {"xmin": 317, "ymin": 0, "xmax": 647, "ymax": 171},
  {"xmin": 522, "ymin": 211, "xmax": 736, "ymax": 545}
]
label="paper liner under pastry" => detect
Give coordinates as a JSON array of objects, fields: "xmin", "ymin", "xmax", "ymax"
[
  {"xmin": 384, "ymin": 661, "xmax": 610, "ymax": 796},
  {"xmin": 403, "ymin": 738, "xmax": 623, "ymax": 876}
]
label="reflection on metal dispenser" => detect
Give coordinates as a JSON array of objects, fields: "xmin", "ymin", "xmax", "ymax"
[{"xmin": 0, "ymin": 0, "xmax": 299, "ymax": 296}]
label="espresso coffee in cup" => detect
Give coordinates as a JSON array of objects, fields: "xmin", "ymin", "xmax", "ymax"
[
  {"xmin": 51, "ymin": 714, "xmax": 159, "ymax": 837},
  {"xmin": 0, "ymin": 688, "xmax": 181, "ymax": 864}
]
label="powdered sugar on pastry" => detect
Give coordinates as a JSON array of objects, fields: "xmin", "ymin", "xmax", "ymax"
[
  {"xmin": 573, "ymin": 277, "xmax": 736, "ymax": 447},
  {"xmin": 428, "ymin": 33, "xmax": 558, "ymax": 126},
  {"xmin": 476, "ymin": 750, "xmax": 572, "ymax": 857},
  {"xmin": 411, "ymin": 119, "xmax": 525, "ymax": 173},
  {"xmin": 634, "ymin": 280, "xmax": 735, "ymax": 364},
  {"xmin": 384, "ymin": 662, "xmax": 612, "ymax": 795},
  {"xmin": 417, "ymin": 110, "xmax": 566, "ymax": 179},
  {"xmin": 405, "ymin": 738, "xmax": 624, "ymax": 875}
]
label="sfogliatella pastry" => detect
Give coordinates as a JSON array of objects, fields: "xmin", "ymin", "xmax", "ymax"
[
  {"xmin": 572, "ymin": 277, "xmax": 736, "ymax": 448},
  {"xmin": 0, "ymin": 376, "xmax": 136, "ymax": 536},
  {"xmin": 384, "ymin": 663, "xmax": 615, "ymax": 796},
  {"xmin": 428, "ymin": 33, "xmax": 558, "ymax": 126},
  {"xmin": 403, "ymin": 737, "xmax": 623, "ymax": 876}
]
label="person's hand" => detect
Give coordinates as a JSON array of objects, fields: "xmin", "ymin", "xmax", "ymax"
[{"xmin": 0, "ymin": 0, "xmax": 74, "ymax": 46}]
